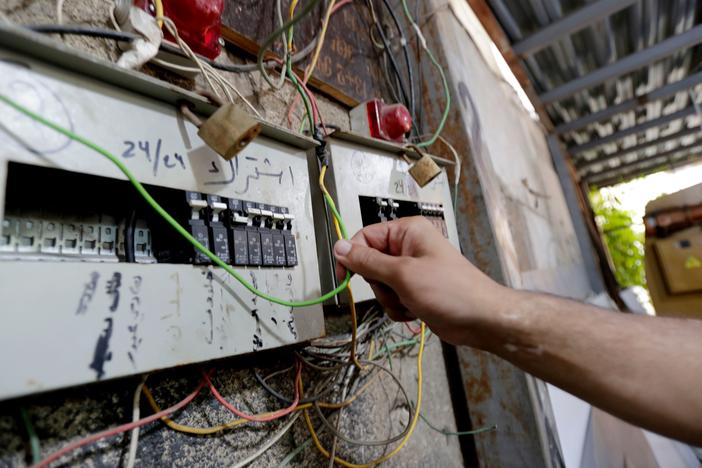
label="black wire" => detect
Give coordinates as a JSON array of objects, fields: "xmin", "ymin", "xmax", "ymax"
[
  {"xmin": 26, "ymin": 25, "xmax": 138, "ymax": 41},
  {"xmin": 380, "ymin": 0, "xmax": 415, "ymax": 129},
  {"xmin": 125, "ymin": 210, "xmax": 136, "ymax": 263},
  {"xmin": 365, "ymin": 0, "xmax": 411, "ymax": 111},
  {"xmin": 23, "ymin": 25, "xmax": 318, "ymax": 74}
]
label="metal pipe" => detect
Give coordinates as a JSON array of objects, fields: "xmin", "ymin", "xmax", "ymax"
[
  {"xmin": 576, "ymin": 126, "xmax": 700, "ymax": 170},
  {"xmin": 539, "ymin": 24, "xmax": 702, "ymax": 104},
  {"xmin": 557, "ymin": 71, "xmax": 702, "ymax": 134},
  {"xmin": 513, "ymin": 0, "xmax": 638, "ymax": 56},
  {"xmin": 569, "ymin": 106, "xmax": 696, "ymax": 155}
]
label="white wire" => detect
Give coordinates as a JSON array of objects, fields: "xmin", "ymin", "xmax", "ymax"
[
  {"xmin": 437, "ymin": 136, "xmax": 462, "ymax": 212},
  {"xmin": 230, "ymin": 413, "xmax": 301, "ymax": 468},
  {"xmin": 56, "ymin": 0, "xmax": 65, "ymax": 25},
  {"xmin": 158, "ymin": 16, "xmax": 262, "ymax": 118},
  {"xmin": 126, "ymin": 375, "xmax": 148, "ymax": 468}
]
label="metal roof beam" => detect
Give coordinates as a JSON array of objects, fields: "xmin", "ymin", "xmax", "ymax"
[
  {"xmin": 569, "ymin": 106, "xmax": 696, "ymax": 155},
  {"xmin": 539, "ymin": 24, "xmax": 702, "ymax": 104},
  {"xmin": 585, "ymin": 143, "xmax": 702, "ymax": 182},
  {"xmin": 576, "ymin": 126, "xmax": 701, "ymax": 170},
  {"xmin": 512, "ymin": 0, "xmax": 638, "ymax": 56},
  {"xmin": 556, "ymin": 71, "xmax": 702, "ymax": 134},
  {"xmin": 587, "ymin": 150, "xmax": 702, "ymax": 186}
]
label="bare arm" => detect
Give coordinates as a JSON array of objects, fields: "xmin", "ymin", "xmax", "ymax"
[{"xmin": 333, "ymin": 216, "xmax": 702, "ymax": 445}]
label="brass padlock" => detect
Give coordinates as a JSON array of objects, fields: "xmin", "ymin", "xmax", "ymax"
[
  {"xmin": 405, "ymin": 145, "xmax": 442, "ymax": 187},
  {"xmin": 195, "ymin": 103, "xmax": 262, "ymax": 160}
]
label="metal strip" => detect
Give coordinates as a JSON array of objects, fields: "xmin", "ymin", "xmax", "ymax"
[
  {"xmin": 513, "ymin": 0, "xmax": 638, "ymax": 56},
  {"xmin": 577, "ymin": 126, "xmax": 700, "ymax": 171},
  {"xmin": 589, "ymin": 152, "xmax": 702, "ymax": 187},
  {"xmin": 585, "ymin": 143, "xmax": 702, "ymax": 183},
  {"xmin": 539, "ymin": 24, "xmax": 702, "ymax": 104},
  {"xmin": 556, "ymin": 71, "xmax": 702, "ymax": 134},
  {"xmin": 547, "ymin": 135, "xmax": 606, "ymax": 293},
  {"xmin": 569, "ymin": 107, "xmax": 696, "ymax": 155}
]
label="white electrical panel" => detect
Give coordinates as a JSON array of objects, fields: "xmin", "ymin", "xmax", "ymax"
[
  {"xmin": 312, "ymin": 133, "xmax": 461, "ymax": 303},
  {"xmin": 0, "ymin": 44, "xmax": 325, "ymax": 400}
]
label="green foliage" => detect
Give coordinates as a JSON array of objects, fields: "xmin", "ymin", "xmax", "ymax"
[{"xmin": 589, "ymin": 190, "xmax": 647, "ymax": 288}]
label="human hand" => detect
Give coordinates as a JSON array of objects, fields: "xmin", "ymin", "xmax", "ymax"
[{"xmin": 333, "ymin": 216, "xmax": 511, "ymax": 347}]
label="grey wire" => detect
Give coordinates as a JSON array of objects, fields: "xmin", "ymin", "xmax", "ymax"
[{"xmin": 311, "ymin": 359, "xmax": 413, "ymax": 447}]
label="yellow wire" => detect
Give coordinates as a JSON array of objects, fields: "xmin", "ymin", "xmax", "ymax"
[
  {"xmin": 142, "ymin": 372, "xmax": 382, "ymax": 436},
  {"xmin": 153, "ymin": 0, "xmax": 164, "ymax": 28},
  {"xmin": 319, "ymin": 165, "xmax": 363, "ymax": 370},
  {"xmin": 287, "ymin": 0, "xmax": 300, "ymax": 49},
  {"xmin": 304, "ymin": 0, "xmax": 337, "ymax": 82},
  {"xmin": 302, "ymin": 322, "xmax": 426, "ymax": 467}
]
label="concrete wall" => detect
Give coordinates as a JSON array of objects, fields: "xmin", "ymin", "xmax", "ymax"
[{"xmin": 0, "ymin": 2, "xmax": 464, "ymax": 466}]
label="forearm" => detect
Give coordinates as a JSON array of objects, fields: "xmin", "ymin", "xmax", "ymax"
[{"xmin": 480, "ymin": 289, "xmax": 702, "ymax": 445}]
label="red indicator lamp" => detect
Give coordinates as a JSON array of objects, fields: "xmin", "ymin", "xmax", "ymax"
[{"xmin": 350, "ymin": 99, "xmax": 412, "ymax": 143}]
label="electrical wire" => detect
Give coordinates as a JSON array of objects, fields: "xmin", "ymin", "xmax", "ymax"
[
  {"xmin": 366, "ymin": 0, "xmax": 411, "ymax": 110},
  {"xmin": 258, "ymin": 0, "xmax": 323, "ymax": 88},
  {"xmin": 277, "ymin": 436, "xmax": 313, "ymax": 467},
  {"xmin": 56, "ymin": 0, "xmax": 65, "ymax": 25},
  {"xmin": 418, "ymin": 413, "xmax": 496, "ymax": 437},
  {"xmin": 0, "ymin": 94, "xmax": 351, "ymax": 308},
  {"xmin": 204, "ymin": 363, "xmax": 301, "ymax": 423},
  {"xmin": 302, "ymin": 322, "xmax": 426, "ymax": 467},
  {"xmin": 311, "ymin": 360, "xmax": 412, "ymax": 447},
  {"xmin": 34, "ymin": 381, "xmax": 205, "ymax": 468},
  {"xmin": 125, "ymin": 375, "xmax": 149, "ymax": 468},
  {"xmin": 231, "ymin": 413, "xmax": 301, "ymax": 468},
  {"xmin": 401, "ymin": 0, "xmax": 450, "ymax": 149},
  {"xmin": 436, "ymin": 135, "xmax": 462, "ymax": 213},
  {"xmin": 20, "ymin": 408, "xmax": 41, "ymax": 465},
  {"xmin": 23, "ymin": 25, "xmax": 319, "ymax": 74},
  {"xmin": 153, "ymin": 0, "xmax": 164, "ymax": 29}
]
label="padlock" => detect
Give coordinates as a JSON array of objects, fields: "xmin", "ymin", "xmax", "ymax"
[
  {"xmin": 196, "ymin": 103, "xmax": 262, "ymax": 160},
  {"xmin": 406, "ymin": 146, "xmax": 442, "ymax": 187}
]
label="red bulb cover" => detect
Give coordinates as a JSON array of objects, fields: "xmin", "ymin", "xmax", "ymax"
[
  {"xmin": 364, "ymin": 99, "xmax": 412, "ymax": 143},
  {"xmin": 135, "ymin": 0, "xmax": 224, "ymax": 60}
]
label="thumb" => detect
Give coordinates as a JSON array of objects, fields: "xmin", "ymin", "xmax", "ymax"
[{"xmin": 334, "ymin": 239, "xmax": 400, "ymax": 285}]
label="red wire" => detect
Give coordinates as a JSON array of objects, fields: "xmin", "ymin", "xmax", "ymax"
[
  {"xmin": 204, "ymin": 362, "xmax": 301, "ymax": 422},
  {"xmin": 404, "ymin": 321, "xmax": 422, "ymax": 335},
  {"xmin": 286, "ymin": 0, "xmax": 354, "ymax": 127},
  {"xmin": 34, "ymin": 380, "xmax": 205, "ymax": 468}
]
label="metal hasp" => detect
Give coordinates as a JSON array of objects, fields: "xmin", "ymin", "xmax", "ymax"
[{"xmin": 0, "ymin": 32, "xmax": 325, "ymax": 401}]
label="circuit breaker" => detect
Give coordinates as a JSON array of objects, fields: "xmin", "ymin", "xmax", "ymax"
[
  {"xmin": 310, "ymin": 132, "xmax": 460, "ymax": 304},
  {"xmin": 0, "ymin": 37, "xmax": 325, "ymax": 400}
]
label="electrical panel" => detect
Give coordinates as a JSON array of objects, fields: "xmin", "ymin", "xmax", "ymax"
[
  {"xmin": 0, "ymin": 44, "xmax": 325, "ymax": 400},
  {"xmin": 310, "ymin": 133, "xmax": 461, "ymax": 304}
]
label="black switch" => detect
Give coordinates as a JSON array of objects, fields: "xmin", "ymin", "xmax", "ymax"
[
  {"xmin": 272, "ymin": 232, "xmax": 286, "ymax": 266},
  {"xmin": 231, "ymin": 227, "xmax": 248, "ymax": 266},
  {"xmin": 283, "ymin": 232, "xmax": 298, "ymax": 266},
  {"xmin": 227, "ymin": 198, "xmax": 243, "ymax": 215},
  {"xmin": 209, "ymin": 223, "xmax": 230, "ymax": 263},
  {"xmin": 246, "ymin": 227, "xmax": 262, "ymax": 265},
  {"xmin": 188, "ymin": 219, "xmax": 210, "ymax": 264},
  {"xmin": 260, "ymin": 229, "xmax": 275, "ymax": 266}
]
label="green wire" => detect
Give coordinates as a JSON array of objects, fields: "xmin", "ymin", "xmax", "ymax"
[
  {"xmin": 401, "ymin": 0, "xmax": 451, "ymax": 149},
  {"xmin": 0, "ymin": 94, "xmax": 350, "ymax": 308},
  {"xmin": 257, "ymin": 0, "xmax": 323, "ymax": 89},
  {"xmin": 20, "ymin": 407, "xmax": 41, "ymax": 464},
  {"xmin": 419, "ymin": 412, "xmax": 496, "ymax": 437},
  {"xmin": 277, "ymin": 436, "xmax": 313, "ymax": 467}
]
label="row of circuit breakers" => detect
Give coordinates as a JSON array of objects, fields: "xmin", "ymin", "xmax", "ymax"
[
  {"xmin": 0, "ymin": 192, "xmax": 447, "ymax": 265},
  {"xmin": 0, "ymin": 191, "xmax": 298, "ymax": 268}
]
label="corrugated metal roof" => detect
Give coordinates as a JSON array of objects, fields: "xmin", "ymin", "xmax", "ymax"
[{"xmin": 485, "ymin": 0, "xmax": 702, "ymax": 186}]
